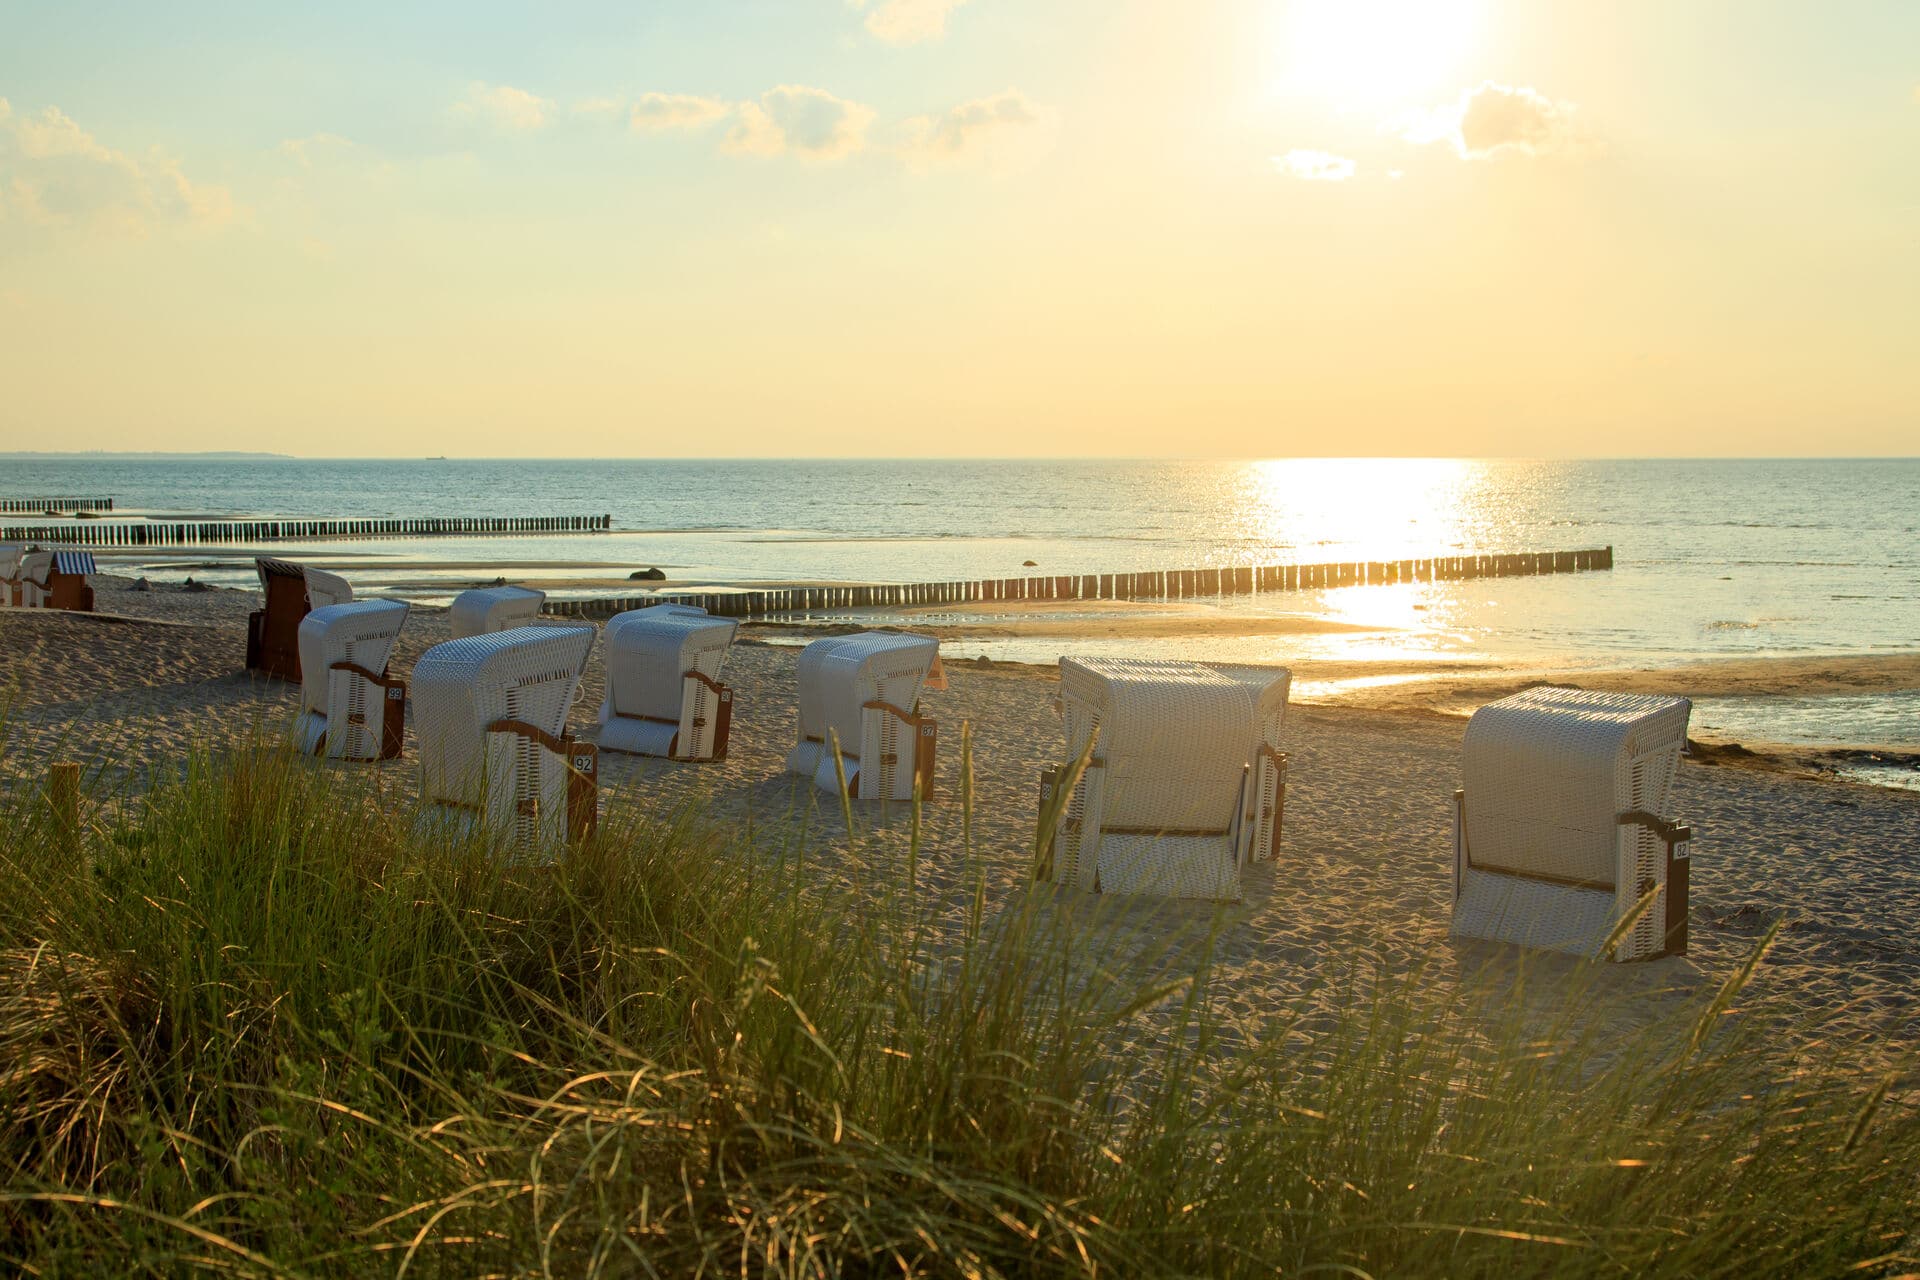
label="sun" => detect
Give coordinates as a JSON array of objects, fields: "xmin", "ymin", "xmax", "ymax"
[{"xmin": 1279, "ymin": 0, "xmax": 1481, "ymax": 109}]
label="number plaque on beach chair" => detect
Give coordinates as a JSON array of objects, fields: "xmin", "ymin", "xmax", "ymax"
[
  {"xmin": 1037, "ymin": 657, "xmax": 1290, "ymax": 902},
  {"xmin": 291, "ymin": 599, "xmax": 410, "ymax": 761},
  {"xmin": 412, "ymin": 624, "xmax": 599, "ymax": 855},
  {"xmin": 596, "ymin": 604, "xmax": 739, "ymax": 762},
  {"xmin": 1451, "ymin": 687, "xmax": 1696, "ymax": 961},
  {"xmin": 785, "ymin": 631, "xmax": 940, "ymax": 801}
]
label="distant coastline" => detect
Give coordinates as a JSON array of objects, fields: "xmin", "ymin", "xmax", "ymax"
[{"xmin": 0, "ymin": 451, "xmax": 293, "ymax": 460}]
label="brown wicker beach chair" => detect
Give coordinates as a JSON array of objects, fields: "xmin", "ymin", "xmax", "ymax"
[
  {"xmin": 22, "ymin": 551, "xmax": 96, "ymax": 611},
  {"xmin": 247, "ymin": 557, "xmax": 353, "ymax": 680}
]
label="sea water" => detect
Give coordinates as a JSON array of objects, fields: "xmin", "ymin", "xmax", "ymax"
[{"xmin": 5, "ymin": 457, "xmax": 1915, "ymax": 755}]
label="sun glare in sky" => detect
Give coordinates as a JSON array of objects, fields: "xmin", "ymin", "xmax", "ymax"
[{"xmin": 1280, "ymin": 0, "xmax": 1482, "ymax": 108}]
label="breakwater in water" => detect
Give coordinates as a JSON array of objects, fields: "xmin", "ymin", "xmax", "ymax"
[
  {"xmin": 0, "ymin": 496, "xmax": 115, "ymax": 513},
  {"xmin": 543, "ymin": 546, "xmax": 1615, "ymax": 619},
  {"xmin": 0, "ymin": 514, "xmax": 613, "ymax": 546}
]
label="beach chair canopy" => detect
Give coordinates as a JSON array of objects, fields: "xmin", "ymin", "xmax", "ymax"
[
  {"xmin": 449, "ymin": 585, "xmax": 547, "ymax": 639},
  {"xmin": 1454, "ymin": 686, "xmax": 1694, "ymax": 960},
  {"xmin": 50, "ymin": 551, "xmax": 96, "ymax": 578},
  {"xmin": 786, "ymin": 631, "xmax": 940, "ymax": 798},
  {"xmin": 412, "ymin": 625, "xmax": 596, "ymax": 846},
  {"xmin": 257, "ymin": 557, "xmax": 354, "ymax": 609}
]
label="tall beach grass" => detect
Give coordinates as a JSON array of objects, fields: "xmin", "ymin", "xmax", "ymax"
[{"xmin": 0, "ymin": 730, "xmax": 1915, "ymax": 1276}]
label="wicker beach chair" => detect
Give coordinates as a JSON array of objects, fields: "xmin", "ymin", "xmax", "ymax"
[
  {"xmin": 413, "ymin": 625, "xmax": 599, "ymax": 853},
  {"xmin": 0, "ymin": 545, "xmax": 25, "ymax": 607},
  {"xmin": 1452, "ymin": 687, "xmax": 1695, "ymax": 961},
  {"xmin": 291, "ymin": 599, "xmax": 411, "ymax": 761},
  {"xmin": 448, "ymin": 585, "xmax": 547, "ymax": 639},
  {"xmin": 596, "ymin": 604, "xmax": 738, "ymax": 761},
  {"xmin": 14, "ymin": 553, "xmax": 52, "ymax": 607},
  {"xmin": 248, "ymin": 557, "xmax": 354, "ymax": 680},
  {"xmin": 785, "ymin": 631, "xmax": 939, "ymax": 800},
  {"xmin": 17, "ymin": 551, "xmax": 94, "ymax": 611},
  {"xmin": 1038, "ymin": 657, "xmax": 1285, "ymax": 901}
]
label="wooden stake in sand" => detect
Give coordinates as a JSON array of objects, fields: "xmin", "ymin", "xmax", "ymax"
[{"xmin": 49, "ymin": 761, "xmax": 81, "ymax": 860}]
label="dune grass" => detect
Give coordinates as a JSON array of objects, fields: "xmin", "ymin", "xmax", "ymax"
[{"xmin": 0, "ymin": 734, "xmax": 1915, "ymax": 1277}]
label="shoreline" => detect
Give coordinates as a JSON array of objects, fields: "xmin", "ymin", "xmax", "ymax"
[{"xmin": 3, "ymin": 574, "xmax": 1915, "ymax": 790}]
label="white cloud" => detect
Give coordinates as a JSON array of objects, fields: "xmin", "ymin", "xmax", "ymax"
[
  {"xmin": 850, "ymin": 0, "xmax": 970, "ymax": 44},
  {"xmin": 450, "ymin": 82, "xmax": 553, "ymax": 133},
  {"xmin": 630, "ymin": 92, "xmax": 733, "ymax": 133},
  {"xmin": 899, "ymin": 90, "xmax": 1049, "ymax": 171},
  {"xmin": 0, "ymin": 97, "xmax": 235, "ymax": 235},
  {"xmin": 1398, "ymin": 81, "xmax": 1582, "ymax": 160},
  {"xmin": 723, "ymin": 85, "xmax": 875, "ymax": 160},
  {"xmin": 1275, "ymin": 149, "xmax": 1356, "ymax": 181}
]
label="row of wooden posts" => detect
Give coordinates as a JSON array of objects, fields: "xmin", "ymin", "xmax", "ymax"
[
  {"xmin": 0, "ymin": 513, "xmax": 614, "ymax": 547},
  {"xmin": 0, "ymin": 496, "xmax": 115, "ymax": 513},
  {"xmin": 542, "ymin": 546, "xmax": 1615, "ymax": 620}
]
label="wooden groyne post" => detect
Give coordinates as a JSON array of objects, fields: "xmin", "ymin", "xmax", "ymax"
[
  {"xmin": 0, "ymin": 496, "xmax": 114, "ymax": 513},
  {"xmin": 48, "ymin": 762, "xmax": 81, "ymax": 860},
  {"xmin": 540, "ymin": 546, "xmax": 1616, "ymax": 621},
  {"xmin": 0, "ymin": 513, "xmax": 614, "ymax": 547}
]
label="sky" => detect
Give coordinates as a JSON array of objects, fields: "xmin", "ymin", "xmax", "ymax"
[{"xmin": 1, "ymin": 0, "xmax": 1916, "ymax": 459}]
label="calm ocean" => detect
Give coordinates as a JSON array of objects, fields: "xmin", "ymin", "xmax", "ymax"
[{"xmin": 5, "ymin": 457, "xmax": 1916, "ymax": 757}]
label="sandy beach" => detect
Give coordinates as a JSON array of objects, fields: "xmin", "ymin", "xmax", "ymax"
[{"xmin": 4, "ymin": 575, "xmax": 1918, "ymax": 1053}]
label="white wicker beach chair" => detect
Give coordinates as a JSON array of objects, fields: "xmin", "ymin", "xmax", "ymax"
[
  {"xmin": 448, "ymin": 585, "xmax": 547, "ymax": 639},
  {"xmin": 596, "ymin": 604, "xmax": 739, "ymax": 761},
  {"xmin": 16, "ymin": 552, "xmax": 53, "ymax": 608},
  {"xmin": 1452, "ymin": 687, "xmax": 1695, "ymax": 961},
  {"xmin": 0, "ymin": 545, "xmax": 27, "ymax": 607},
  {"xmin": 291, "ymin": 599, "xmax": 411, "ymax": 760},
  {"xmin": 1039, "ymin": 657, "xmax": 1280, "ymax": 901},
  {"xmin": 412, "ymin": 624, "xmax": 599, "ymax": 853},
  {"xmin": 785, "ymin": 631, "xmax": 939, "ymax": 800}
]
